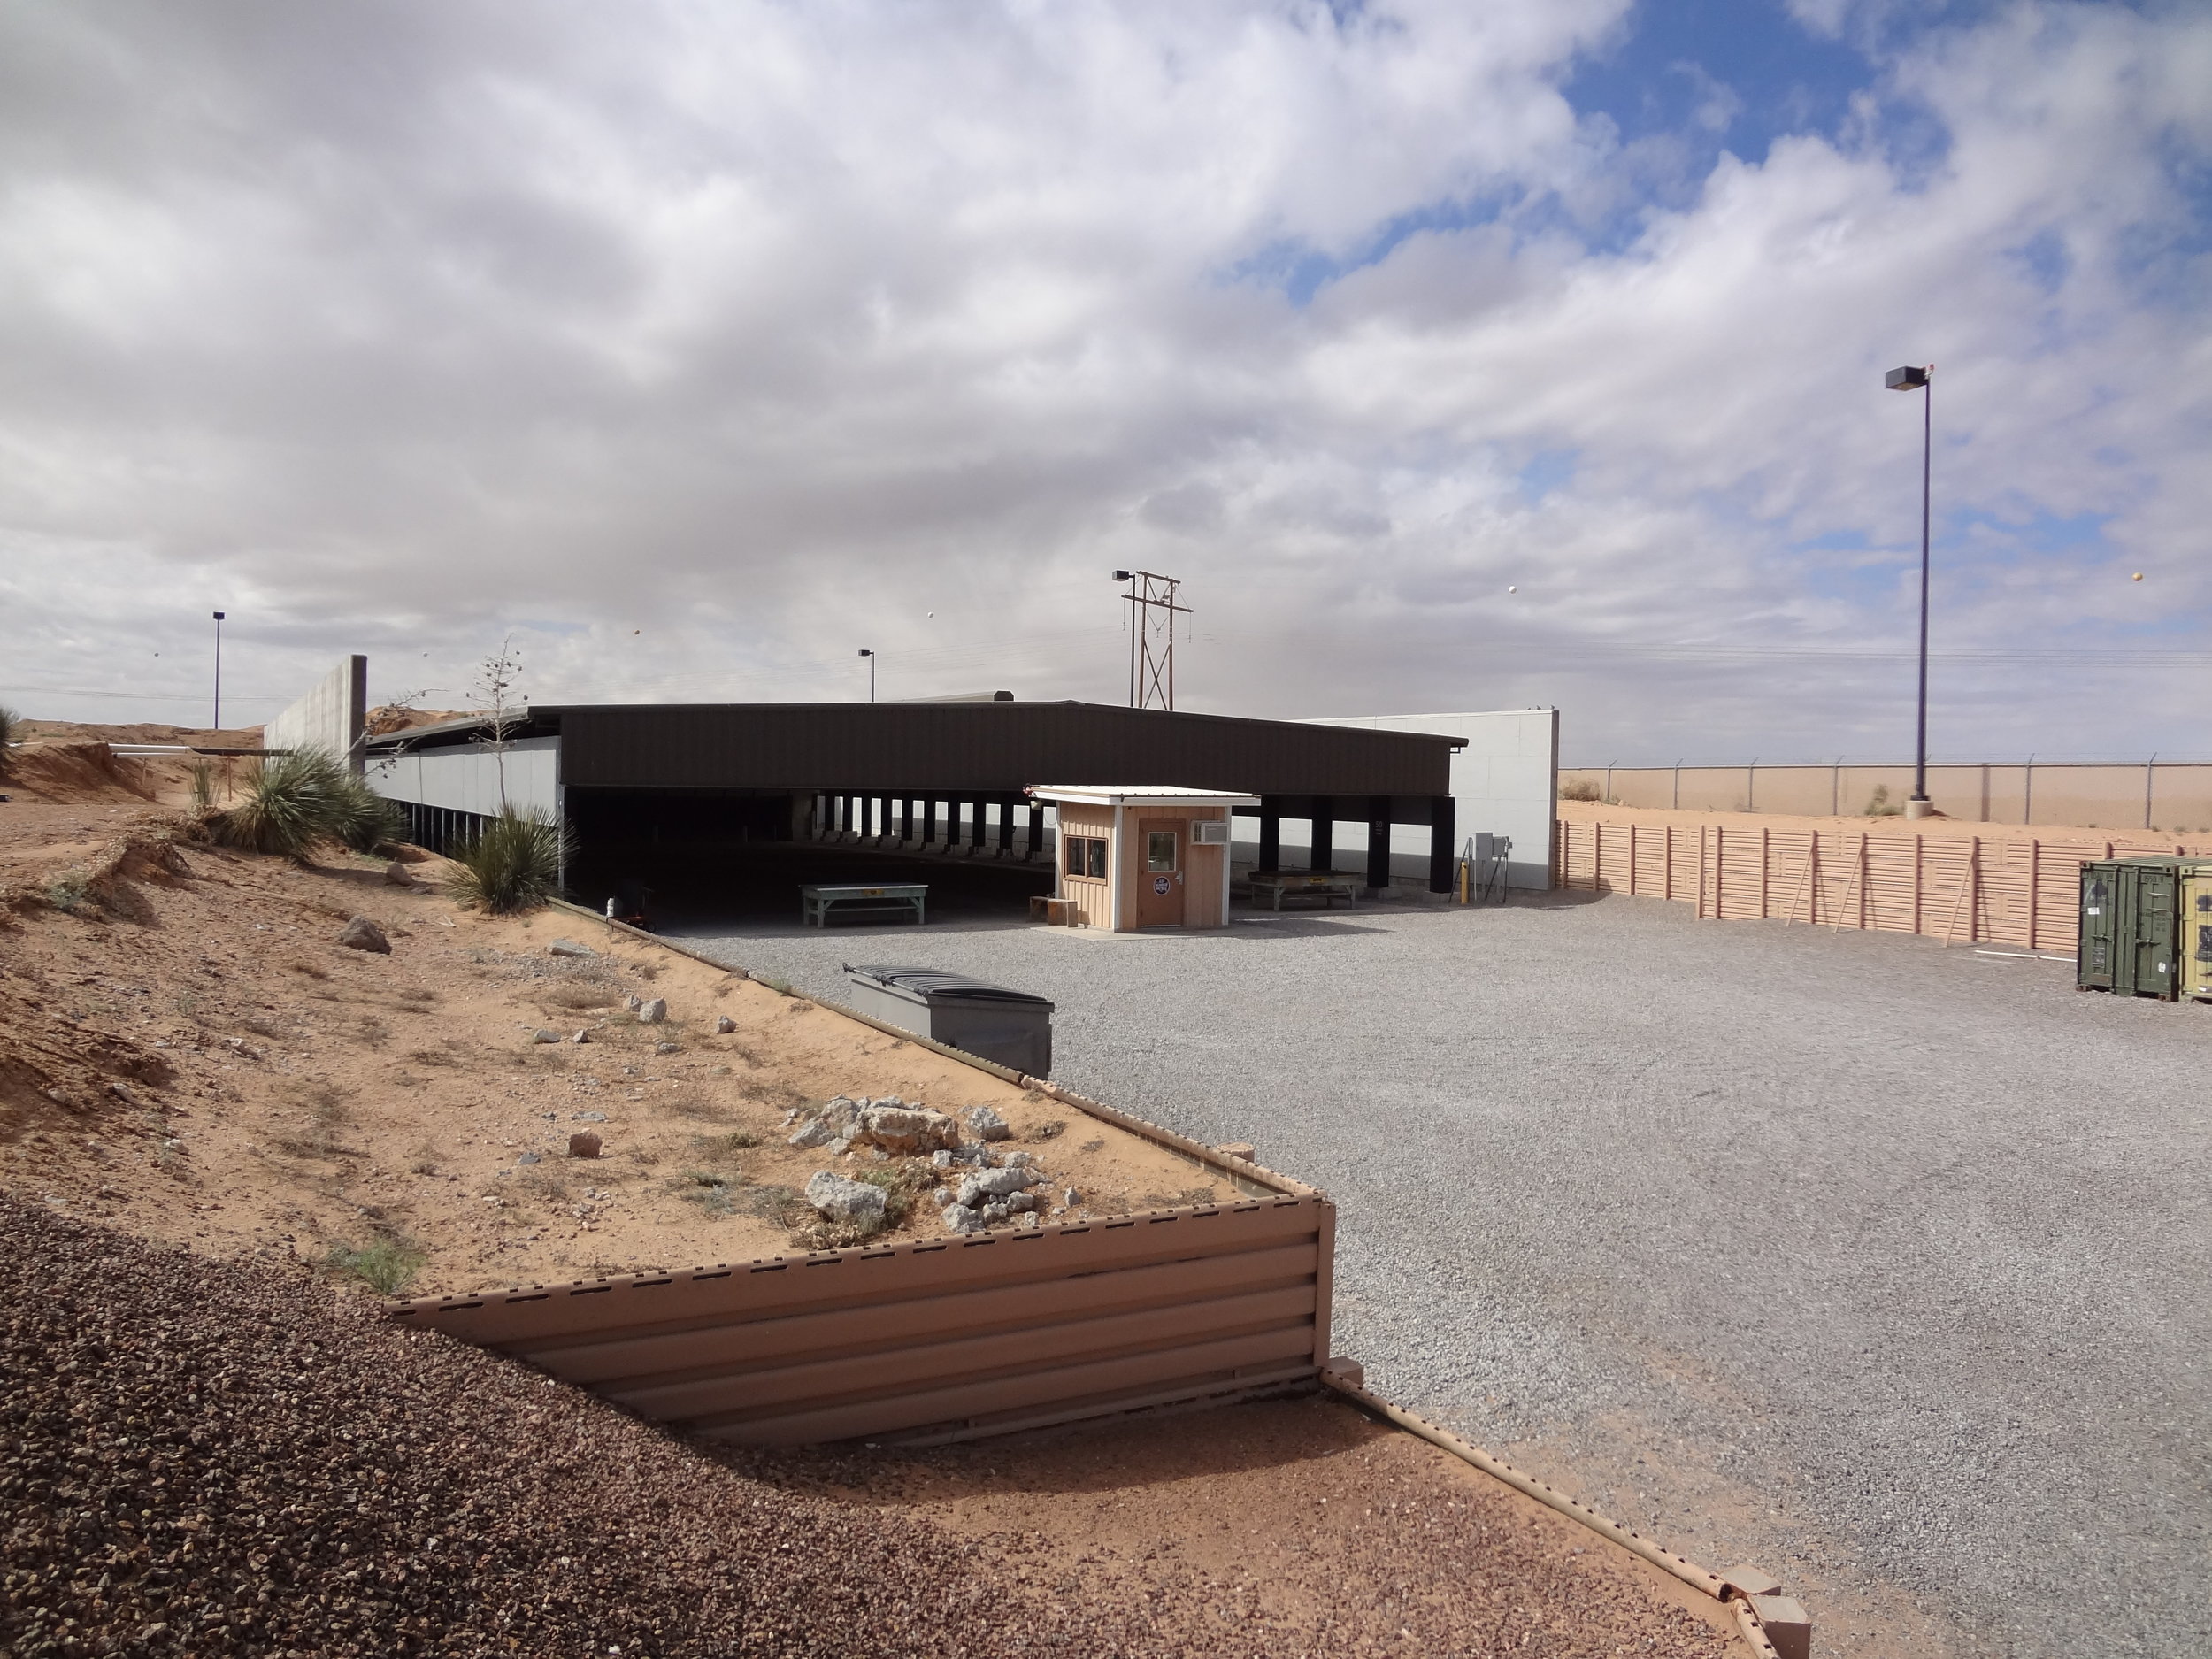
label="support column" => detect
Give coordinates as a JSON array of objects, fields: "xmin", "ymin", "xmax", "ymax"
[
  {"xmin": 923, "ymin": 798, "xmax": 937, "ymax": 847},
  {"xmin": 969, "ymin": 799, "xmax": 986, "ymax": 851},
  {"xmin": 1311, "ymin": 795, "xmax": 1335, "ymax": 872},
  {"xmin": 1027, "ymin": 802, "xmax": 1044, "ymax": 860},
  {"xmin": 1259, "ymin": 804, "xmax": 1280, "ymax": 872},
  {"xmin": 996, "ymin": 798, "xmax": 1014, "ymax": 855},
  {"xmin": 1365, "ymin": 795, "xmax": 1390, "ymax": 891},
  {"xmin": 900, "ymin": 797, "xmax": 913, "ymax": 842},
  {"xmin": 1428, "ymin": 795, "xmax": 1456, "ymax": 894}
]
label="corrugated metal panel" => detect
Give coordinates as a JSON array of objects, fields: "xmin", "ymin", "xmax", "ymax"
[
  {"xmin": 541, "ymin": 701, "xmax": 1455, "ymax": 797},
  {"xmin": 392, "ymin": 1194, "xmax": 1330, "ymax": 1447}
]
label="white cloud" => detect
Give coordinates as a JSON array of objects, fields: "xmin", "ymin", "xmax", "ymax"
[{"xmin": 0, "ymin": 0, "xmax": 2204, "ymax": 762}]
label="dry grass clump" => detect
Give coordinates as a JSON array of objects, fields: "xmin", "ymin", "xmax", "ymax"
[
  {"xmin": 1557, "ymin": 778, "xmax": 1602, "ymax": 802},
  {"xmin": 325, "ymin": 1233, "xmax": 428, "ymax": 1295}
]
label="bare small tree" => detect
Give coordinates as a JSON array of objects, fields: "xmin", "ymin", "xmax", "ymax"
[{"xmin": 472, "ymin": 637, "xmax": 524, "ymax": 810}]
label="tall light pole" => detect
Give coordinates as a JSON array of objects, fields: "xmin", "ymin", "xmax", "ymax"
[
  {"xmin": 857, "ymin": 648, "xmax": 875, "ymax": 702},
  {"xmin": 1885, "ymin": 364, "xmax": 1933, "ymax": 818},
  {"xmin": 211, "ymin": 611, "xmax": 227, "ymax": 732}
]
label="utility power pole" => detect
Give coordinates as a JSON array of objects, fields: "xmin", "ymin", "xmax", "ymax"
[
  {"xmin": 211, "ymin": 611, "xmax": 226, "ymax": 731},
  {"xmin": 1113, "ymin": 570, "xmax": 1188, "ymax": 710}
]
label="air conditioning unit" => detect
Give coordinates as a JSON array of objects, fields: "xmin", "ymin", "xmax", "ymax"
[{"xmin": 1191, "ymin": 820, "xmax": 1230, "ymax": 845}]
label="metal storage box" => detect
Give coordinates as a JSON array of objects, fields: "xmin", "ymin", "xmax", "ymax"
[
  {"xmin": 2078, "ymin": 858, "xmax": 2210, "ymax": 1001},
  {"xmin": 2182, "ymin": 870, "xmax": 2212, "ymax": 1004},
  {"xmin": 845, "ymin": 965, "xmax": 1055, "ymax": 1077}
]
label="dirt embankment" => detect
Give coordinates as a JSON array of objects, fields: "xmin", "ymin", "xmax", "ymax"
[{"xmin": 0, "ymin": 818, "xmax": 1226, "ymax": 1297}]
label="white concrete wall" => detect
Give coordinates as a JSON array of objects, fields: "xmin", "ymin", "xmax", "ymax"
[
  {"xmin": 365, "ymin": 737, "xmax": 559, "ymax": 819},
  {"xmin": 1291, "ymin": 708, "xmax": 1559, "ymax": 890},
  {"xmin": 265, "ymin": 657, "xmax": 366, "ymax": 769}
]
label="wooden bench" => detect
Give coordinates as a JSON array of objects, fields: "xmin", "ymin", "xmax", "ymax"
[
  {"xmin": 1028, "ymin": 895, "xmax": 1078, "ymax": 925},
  {"xmin": 800, "ymin": 883, "xmax": 927, "ymax": 927}
]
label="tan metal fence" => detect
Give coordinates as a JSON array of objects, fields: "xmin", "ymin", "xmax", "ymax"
[
  {"xmin": 394, "ymin": 1190, "xmax": 1332, "ymax": 1446},
  {"xmin": 1554, "ymin": 812, "xmax": 2212, "ymax": 952},
  {"xmin": 1558, "ymin": 761, "xmax": 2212, "ymax": 833}
]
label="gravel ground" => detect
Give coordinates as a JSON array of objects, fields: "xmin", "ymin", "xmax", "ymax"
[
  {"xmin": 679, "ymin": 889, "xmax": 2212, "ymax": 1659},
  {"xmin": 0, "ymin": 1194, "xmax": 1738, "ymax": 1658}
]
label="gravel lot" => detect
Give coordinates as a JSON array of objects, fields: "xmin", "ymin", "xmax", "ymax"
[{"xmin": 680, "ymin": 887, "xmax": 2212, "ymax": 1659}]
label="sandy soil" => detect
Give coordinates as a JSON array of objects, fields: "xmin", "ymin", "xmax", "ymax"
[
  {"xmin": 0, "ymin": 803, "xmax": 1229, "ymax": 1301},
  {"xmin": 791, "ymin": 1393, "xmax": 1749, "ymax": 1653}
]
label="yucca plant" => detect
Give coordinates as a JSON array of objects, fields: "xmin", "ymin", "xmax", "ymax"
[
  {"xmin": 445, "ymin": 807, "xmax": 572, "ymax": 914},
  {"xmin": 329, "ymin": 770, "xmax": 405, "ymax": 853},
  {"xmin": 208, "ymin": 748, "xmax": 351, "ymax": 861},
  {"xmin": 0, "ymin": 703, "xmax": 18, "ymax": 775}
]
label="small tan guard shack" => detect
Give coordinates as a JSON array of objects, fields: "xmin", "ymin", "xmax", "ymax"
[{"xmin": 1026, "ymin": 786, "xmax": 1259, "ymax": 931}]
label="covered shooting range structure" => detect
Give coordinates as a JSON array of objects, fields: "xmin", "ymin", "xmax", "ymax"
[{"xmin": 365, "ymin": 699, "xmax": 1467, "ymax": 892}]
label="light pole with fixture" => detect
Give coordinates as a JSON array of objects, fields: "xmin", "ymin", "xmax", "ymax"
[
  {"xmin": 211, "ymin": 611, "xmax": 227, "ymax": 732},
  {"xmin": 857, "ymin": 648, "xmax": 875, "ymax": 702},
  {"xmin": 1885, "ymin": 364, "xmax": 1934, "ymax": 818}
]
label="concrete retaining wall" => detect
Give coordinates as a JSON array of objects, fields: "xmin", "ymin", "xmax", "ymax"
[
  {"xmin": 1304, "ymin": 709, "xmax": 1559, "ymax": 889},
  {"xmin": 265, "ymin": 657, "xmax": 366, "ymax": 769}
]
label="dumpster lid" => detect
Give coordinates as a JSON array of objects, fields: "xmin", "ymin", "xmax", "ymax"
[{"xmin": 845, "ymin": 964, "xmax": 1055, "ymax": 1009}]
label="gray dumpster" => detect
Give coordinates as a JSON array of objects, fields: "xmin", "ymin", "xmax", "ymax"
[{"xmin": 843, "ymin": 964, "xmax": 1054, "ymax": 1079}]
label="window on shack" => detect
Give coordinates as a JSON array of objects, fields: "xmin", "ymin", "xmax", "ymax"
[{"xmin": 1065, "ymin": 835, "xmax": 1107, "ymax": 879}]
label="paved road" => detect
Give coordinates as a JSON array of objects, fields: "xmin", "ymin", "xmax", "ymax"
[{"xmin": 676, "ymin": 890, "xmax": 2209, "ymax": 1659}]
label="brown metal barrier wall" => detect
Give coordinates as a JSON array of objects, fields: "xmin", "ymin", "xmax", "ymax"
[
  {"xmin": 1555, "ymin": 813, "xmax": 2212, "ymax": 952},
  {"xmin": 393, "ymin": 1194, "xmax": 1333, "ymax": 1447}
]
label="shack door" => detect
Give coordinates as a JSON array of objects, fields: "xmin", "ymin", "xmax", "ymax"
[
  {"xmin": 2127, "ymin": 864, "xmax": 2179, "ymax": 1000},
  {"xmin": 1135, "ymin": 820, "xmax": 1183, "ymax": 926}
]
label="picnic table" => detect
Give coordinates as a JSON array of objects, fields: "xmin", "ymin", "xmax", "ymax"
[
  {"xmin": 1245, "ymin": 871, "xmax": 1361, "ymax": 911},
  {"xmin": 800, "ymin": 883, "xmax": 928, "ymax": 927}
]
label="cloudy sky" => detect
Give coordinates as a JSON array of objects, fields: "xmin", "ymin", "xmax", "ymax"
[{"xmin": 2, "ymin": 0, "xmax": 2206, "ymax": 762}]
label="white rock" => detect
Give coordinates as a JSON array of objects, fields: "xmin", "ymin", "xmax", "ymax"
[
  {"xmin": 942, "ymin": 1203, "xmax": 986, "ymax": 1234},
  {"xmin": 636, "ymin": 998, "xmax": 667, "ymax": 1024},
  {"xmin": 804, "ymin": 1171, "xmax": 887, "ymax": 1228},
  {"xmin": 969, "ymin": 1166, "xmax": 1035, "ymax": 1198},
  {"xmin": 532, "ymin": 1028, "xmax": 561, "ymax": 1044},
  {"xmin": 714, "ymin": 1015, "xmax": 736, "ymax": 1034},
  {"xmin": 859, "ymin": 1104, "xmax": 960, "ymax": 1156},
  {"xmin": 547, "ymin": 938, "xmax": 595, "ymax": 957},
  {"xmin": 962, "ymin": 1104, "xmax": 1012, "ymax": 1142}
]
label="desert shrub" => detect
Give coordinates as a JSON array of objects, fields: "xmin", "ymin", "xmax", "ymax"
[
  {"xmin": 1864, "ymin": 785, "xmax": 1902, "ymax": 818},
  {"xmin": 329, "ymin": 770, "xmax": 405, "ymax": 853},
  {"xmin": 0, "ymin": 703, "xmax": 19, "ymax": 774},
  {"xmin": 209, "ymin": 748, "xmax": 351, "ymax": 861},
  {"xmin": 444, "ymin": 807, "xmax": 572, "ymax": 915},
  {"xmin": 1557, "ymin": 778, "xmax": 1602, "ymax": 802},
  {"xmin": 187, "ymin": 761, "xmax": 217, "ymax": 810},
  {"xmin": 325, "ymin": 1233, "xmax": 427, "ymax": 1295},
  {"xmin": 43, "ymin": 872, "xmax": 95, "ymax": 914}
]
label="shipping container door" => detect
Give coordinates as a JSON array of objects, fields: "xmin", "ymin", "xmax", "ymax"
[
  {"xmin": 2128, "ymin": 864, "xmax": 2180, "ymax": 999},
  {"xmin": 2184, "ymin": 873, "xmax": 2212, "ymax": 1003},
  {"xmin": 2078, "ymin": 864, "xmax": 2118, "ymax": 991}
]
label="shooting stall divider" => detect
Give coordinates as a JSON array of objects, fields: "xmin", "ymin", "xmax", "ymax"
[{"xmin": 391, "ymin": 901, "xmax": 1794, "ymax": 1652}]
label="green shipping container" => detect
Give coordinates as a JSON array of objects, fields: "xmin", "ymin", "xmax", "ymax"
[{"xmin": 2078, "ymin": 858, "xmax": 2212, "ymax": 1000}]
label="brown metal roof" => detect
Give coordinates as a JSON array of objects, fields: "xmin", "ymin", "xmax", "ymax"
[{"xmin": 515, "ymin": 700, "xmax": 1459, "ymax": 796}]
